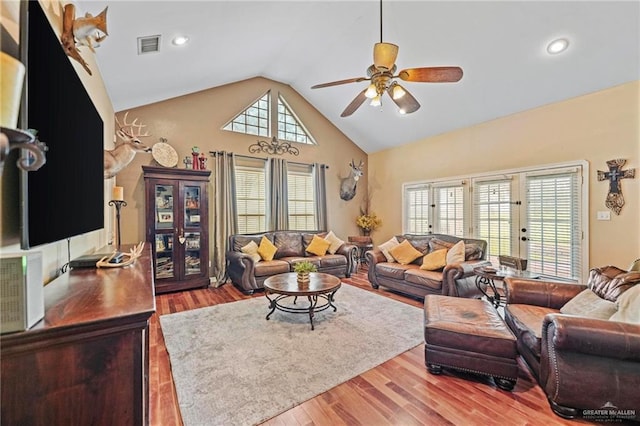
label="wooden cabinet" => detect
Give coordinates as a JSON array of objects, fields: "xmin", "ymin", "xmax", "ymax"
[
  {"xmin": 143, "ymin": 166, "xmax": 211, "ymax": 294},
  {"xmin": 0, "ymin": 244, "xmax": 155, "ymax": 426}
]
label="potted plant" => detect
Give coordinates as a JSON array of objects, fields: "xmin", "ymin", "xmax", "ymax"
[{"xmin": 293, "ymin": 261, "xmax": 317, "ymax": 284}]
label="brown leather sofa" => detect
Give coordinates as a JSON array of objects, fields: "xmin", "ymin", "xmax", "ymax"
[
  {"xmin": 504, "ymin": 266, "xmax": 640, "ymax": 420},
  {"xmin": 226, "ymin": 231, "xmax": 357, "ymax": 294},
  {"xmin": 365, "ymin": 234, "xmax": 490, "ymax": 299}
]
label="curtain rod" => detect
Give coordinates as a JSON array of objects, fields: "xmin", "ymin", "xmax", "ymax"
[{"xmin": 208, "ymin": 150, "xmax": 329, "ymax": 169}]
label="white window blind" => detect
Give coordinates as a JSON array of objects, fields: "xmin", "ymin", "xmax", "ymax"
[
  {"xmin": 287, "ymin": 166, "xmax": 316, "ymax": 230},
  {"xmin": 526, "ymin": 170, "xmax": 581, "ymax": 281},
  {"xmin": 405, "ymin": 184, "xmax": 431, "ymax": 234},
  {"xmin": 473, "ymin": 179, "xmax": 513, "ymax": 264},
  {"xmin": 434, "ymin": 185, "xmax": 465, "ymax": 236},
  {"xmin": 235, "ymin": 165, "xmax": 267, "ymax": 233}
]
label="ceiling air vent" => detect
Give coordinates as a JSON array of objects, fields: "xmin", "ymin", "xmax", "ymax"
[{"xmin": 137, "ymin": 35, "xmax": 161, "ymax": 55}]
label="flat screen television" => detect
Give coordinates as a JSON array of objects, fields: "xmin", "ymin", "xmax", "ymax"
[{"xmin": 20, "ymin": 1, "xmax": 104, "ymax": 249}]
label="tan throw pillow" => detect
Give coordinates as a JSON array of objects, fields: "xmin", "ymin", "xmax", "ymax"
[
  {"xmin": 378, "ymin": 237, "xmax": 400, "ymax": 262},
  {"xmin": 446, "ymin": 240, "xmax": 465, "ymax": 264},
  {"xmin": 560, "ymin": 289, "xmax": 618, "ymax": 320},
  {"xmin": 240, "ymin": 240, "xmax": 261, "ymax": 263},
  {"xmin": 389, "ymin": 239, "xmax": 423, "ymax": 265},
  {"xmin": 258, "ymin": 236, "xmax": 278, "ymax": 261},
  {"xmin": 420, "ymin": 249, "xmax": 447, "ymax": 271},
  {"xmin": 306, "ymin": 235, "xmax": 331, "ymax": 256},
  {"xmin": 610, "ymin": 284, "xmax": 640, "ymax": 324},
  {"xmin": 324, "ymin": 231, "xmax": 345, "ymax": 254}
]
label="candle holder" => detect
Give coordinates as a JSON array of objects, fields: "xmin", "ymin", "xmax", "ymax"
[{"xmin": 108, "ymin": 199, "xmax": 127, "ymax": 248}]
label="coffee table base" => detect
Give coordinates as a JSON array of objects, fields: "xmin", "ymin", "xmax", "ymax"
[{"xmin": 265, "ymin": 292, "xmax": 338, "ymax": 330}]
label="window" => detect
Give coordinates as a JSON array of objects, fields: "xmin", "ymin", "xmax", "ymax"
[
  {"xmin": 287, "ymin": 165, "xmax": 316, "ymax": 230},
  {"xmin": 235, "ymin": 162, "xmax": 267, "ymax": 233},
  {"xmin": 434, "ymin": 184, "xmax": 466, "ymax": 237},
  {"xmin": 402, "ymin": 162, "xmax": 587, "ymax": 281},
  {"xmin": 404, "ymin": 184, "xmax": 431, "ymax": 234},
  {"xmin": 223, "ymin": 92, "xmax": 270, "ymax": 137},
  {"xmin": 222, "ymin": 91, "xmax": 317, "ymax": 145},
  {"xmin": 277, "ymin": 96, "xmax": 315, "ymax": 145}
]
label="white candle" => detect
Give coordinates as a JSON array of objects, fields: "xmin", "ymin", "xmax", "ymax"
[{"xmin": 112, "ymin": 186, "xmax": 124, "ymax": 201}]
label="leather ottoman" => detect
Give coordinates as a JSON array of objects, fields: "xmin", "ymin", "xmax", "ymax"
[{"xmin": 424, "ymin": 295, "xmax": 518, "ymax": 390}]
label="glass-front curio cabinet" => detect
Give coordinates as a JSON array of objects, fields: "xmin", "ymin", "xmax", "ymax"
[{"xmin": 143, "ymin": 166, "xmax": 211, "ymax": 294}]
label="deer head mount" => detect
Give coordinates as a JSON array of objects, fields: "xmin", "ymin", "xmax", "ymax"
[
  {"xmin": 104, "ymin": 112, "xmax": 151, "ymax": 179},
  {"xmin": 340, "ymin": 159, "xmax": 364, "ymax": 201}
]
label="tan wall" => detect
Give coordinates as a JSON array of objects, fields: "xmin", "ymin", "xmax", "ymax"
[
  {"xmin": 0, "ymin": 0, "xmax": 114, "ymax": 282},
  {"xmin": 369, "ymin": 80, "xmax": 640, "ymax": 270},
  {"xmin": 115, "ymin": 77, "xmax": 369, "ymax": 251}
]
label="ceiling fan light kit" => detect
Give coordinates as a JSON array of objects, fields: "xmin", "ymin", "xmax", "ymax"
[{"xmin": 311, "ymin": 0, "xmax": 463, "ymax": 117}]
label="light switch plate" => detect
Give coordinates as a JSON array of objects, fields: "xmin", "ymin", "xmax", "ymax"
[{"xmin": 597, "ymin": 211, "xmax": 611, "ymax": 221}]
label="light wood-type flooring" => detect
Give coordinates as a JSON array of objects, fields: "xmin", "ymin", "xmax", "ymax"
[{"xmin": 150, "ymin": 269, "xmax": 609, "ymax": 425}]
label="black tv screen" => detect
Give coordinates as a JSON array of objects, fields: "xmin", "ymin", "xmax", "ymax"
[{"xmin": 20, "ymin": 1, "xmax": 104, "ymax": 249}]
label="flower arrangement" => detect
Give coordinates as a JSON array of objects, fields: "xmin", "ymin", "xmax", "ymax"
[
  {"xmin": 293, "ymin": 261, "xmax": 318, "ymax": 274},
  {"xmin": 356, "ymin": 212, "xmax": 382, "ymax": 234}
]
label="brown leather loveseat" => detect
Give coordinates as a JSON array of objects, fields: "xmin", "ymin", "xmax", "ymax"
[
  {"xmin": 504, "ymin": 266, "xmax": 640, "ymax": 420},
  {"xmin": 365, "ymin": 234, "xmax": 490, "ymax": 299},
  {"xmin": 226, "ymin": 231, "xmax": 357, "ymax": 294}
]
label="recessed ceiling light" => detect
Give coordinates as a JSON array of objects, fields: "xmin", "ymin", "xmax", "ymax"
[
  {"xmin": 547, "ymin": 38, "xmax": 569, "ymax": 54},
  {"xmin": 172, "ymin": 36, "xmax": 189, "ymax": 46}
]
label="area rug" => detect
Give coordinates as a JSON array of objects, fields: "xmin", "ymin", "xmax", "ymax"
[{"xmin": 159, "ymin": 284, "xmax": 424, "ymax": 426}]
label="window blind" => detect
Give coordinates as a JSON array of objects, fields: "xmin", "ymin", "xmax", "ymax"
[
  {"xmin": 405, "ymin": 184, "xmax": 431, "ymax": 234},
  {"xmin": 473, "ymin": 179, "xmax": 513, "ymax": 264},
  {"xmin": 434, "ymin": 185, "xmax": 465, "ymax": 236},
  {"xmin": 235, "ymin": 165, "xmax": 267, "ymax": 233}
]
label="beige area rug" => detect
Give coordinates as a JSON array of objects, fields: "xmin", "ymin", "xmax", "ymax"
[{"xmin": 159, "ymin": 284, "xmax": 424, "ymax": 426}]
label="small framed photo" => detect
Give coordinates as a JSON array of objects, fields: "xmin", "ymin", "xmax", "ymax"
[
  {"xmin": 190, "ymin": 214, "xmax": 200, "ymax": 223},
  {"xmin": 158, "ymin": 212, "xmax": 174, "ymax": 223}
]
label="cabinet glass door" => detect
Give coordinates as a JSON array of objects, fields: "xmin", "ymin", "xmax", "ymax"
[
  {"xmin": 184, "ymin": 232, "xmax": 201, "ymax": 275},
  {"xmin": 184, "ymin": 186, "xmax": 201, "ymax": 227},
  {"xmin": 155, "ymin": 184, "xmax": 174, "ymax": 230},
  {"xmin": 183, "ymin": 185, "xmax": 202, "ymax": 276}
]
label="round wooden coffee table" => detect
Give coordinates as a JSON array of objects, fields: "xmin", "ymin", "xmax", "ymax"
[{"xmin": 263, "ymin": 272, "xmax": 341, "ymax": 330}]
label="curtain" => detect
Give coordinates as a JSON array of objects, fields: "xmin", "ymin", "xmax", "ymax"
[
  {"xmin": 313, "ymin": 163, "xmax": 328, "ymax": 230},
  {"xmin": 268, "ymin": 158, "xmax": 288, "ymax": 230},
  {"xmin": 211, "ymin": 151, "xmax": 237, "ymax": 285}
]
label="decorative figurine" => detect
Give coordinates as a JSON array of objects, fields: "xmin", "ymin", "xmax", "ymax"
[
  {"xmin": 198, "ymin": 152, "xmax": 207, "ymax": 170},
  {"xmin": 191, "ymin": 146, "xmax": 200, "ymax": 170},
  {"xmin": 183, "ymin": 156, "xmax": 192, "ymax": 169}
]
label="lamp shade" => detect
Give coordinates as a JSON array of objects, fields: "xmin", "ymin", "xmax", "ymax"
[
  {"xmin": 1, "ymin": 52, "xmax": 25, "ymax": 129},
  {"xmin": 373, "ymin": 42, "xmax": 398, "ymax": 71}
]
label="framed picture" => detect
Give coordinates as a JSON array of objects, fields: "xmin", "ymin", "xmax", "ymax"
[
  {"xmin": 190, "ymin": 214, "xmax": 200, "ymax": 223},
  {"xmin": 158, "ymin": 212, "xmax": 173, "ymax": 223}
]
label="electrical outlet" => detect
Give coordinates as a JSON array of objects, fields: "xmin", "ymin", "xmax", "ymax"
[{"xmin": 597, "ymin": 211, "xmax": 611, "ymax": 221}]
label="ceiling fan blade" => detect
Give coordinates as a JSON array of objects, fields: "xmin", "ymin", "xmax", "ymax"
[
  {"xmin": 311, "ymin": 77, "xmax": 369, "ymax": 89},
  {"xmin": 397, "ymin": 67, "xmax": 463, "ymax": 83},
  {"xmin": 340, "ymin": 89, "xmax": 368, "ymax": 117},
  {"xmin": 386, "ymin": 85, "xmax": 420, "ymax": 114},
  {"xmin": 373, "ymin": 42, "xmax": 399, "ymax": 71}
]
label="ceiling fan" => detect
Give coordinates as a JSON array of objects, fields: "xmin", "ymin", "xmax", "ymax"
[{"xmin": 311, "ymin": 0, "xmax": 463, "ymax": 117}]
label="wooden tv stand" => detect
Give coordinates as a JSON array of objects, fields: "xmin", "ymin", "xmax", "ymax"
[{"xmin": 1, "ymin": 244, "xmax": 156, "ymax": 425}]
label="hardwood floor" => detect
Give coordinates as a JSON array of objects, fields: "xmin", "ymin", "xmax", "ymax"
[{"xmin": 150, "ymin": 269, "xmax": 601, "ymax": 426}]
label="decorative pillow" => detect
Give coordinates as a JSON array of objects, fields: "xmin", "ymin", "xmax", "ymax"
[
  {"xmin": 240, "ymin": 241, "xmax": 261, "ymax": 263},
  {"xmin": 429, "ymin": 238, "xmax": 454, "ymax": 252},
  {"xmin": 378, "ymin": 237, "xmax": 400, "ymax": 262},
  {"xmin": 306, "ymin": 235, "xmax": 331, "ymax": 256},
  {"xmin": 324, "ymin": 231, "xmax": 345, "ymax": 254},
  {"xmin": 389, "ymin": 239, "xmax": 423, "ymax": 265},
  {"xmin": 465, "ymin": 243, "xmax": 483, "ymax": 261},
  {"xmin": 587, "ymin": 266, "xmax": 640, "ymax": 302},
  {"xmin": 609, "ymin": 283, "xmax": 640, "ymax": 324},
  {"xmin": 274, "ymin": 232, "xmax": 304, "ymax": 257},
  {"xmin": 560, "ymin": 289, "xmax": 618, "ymax": 320},
  {"xmin": 446, "ymin": 240, "xmax": 465, "ymax": 264},
  {"xmin": 420, "ymin": 249, "xmax": 447, "ymax": 271},
  {"xmin": 257, "ymin": 236, "xmax": 278, "ymax": 261}
]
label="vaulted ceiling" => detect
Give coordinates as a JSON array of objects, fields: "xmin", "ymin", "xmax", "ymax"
[{"xmin": 77, "ymin": 1, "xmax": 639, "ymax": 153}]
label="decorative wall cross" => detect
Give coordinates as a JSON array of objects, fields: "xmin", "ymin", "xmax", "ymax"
[{"xmin": 597, "ymin": 159, "xmax": 635, "ymax": 215}]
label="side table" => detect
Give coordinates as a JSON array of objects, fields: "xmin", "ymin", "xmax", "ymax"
[
  {"xmin": 349, "ymin": 236, "xmax": 373, "ymax": 271},
  {"xmin": 473, "ymin": 266, "xmax": 539, "ymax": 307}
]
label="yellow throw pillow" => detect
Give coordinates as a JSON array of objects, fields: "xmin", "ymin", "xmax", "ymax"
[
  {"xmin": 446, "ymin": 240, "xmax": 465, "ymax": 264},
  {"xmin": 324, "ymin": 231, "xmax": 345, "ymax": 254},
  {"xmin": 306, "ymin": 234, "xmax": 331, "ymax": 256},
  {"xmin": 420, "ymin": 249, "xmax": 447, "ymax": 271},
  {"xmin": 240, "ymin": 240, "xmax": 261, "ymax": 263},
  {"xmin": 388, "ymin": 239, "xmax": 423, "ymax": 265},
  {"xmin": 258, "ymin": 236, "xmax": 278, "ymax": 261}
]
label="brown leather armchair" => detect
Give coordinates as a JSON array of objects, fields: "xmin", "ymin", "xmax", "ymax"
[{"xmin": 504, "ymin": 269, "xmax": 640, "ymax": 420}]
